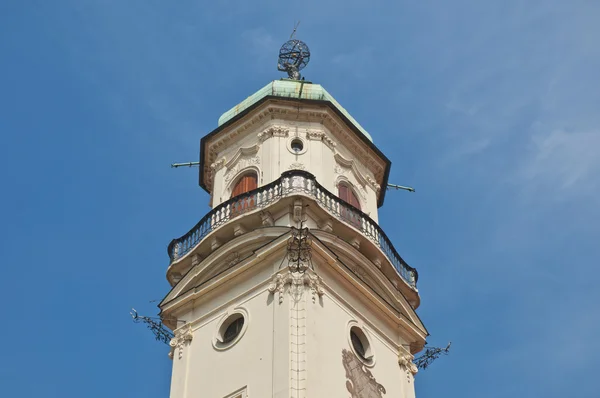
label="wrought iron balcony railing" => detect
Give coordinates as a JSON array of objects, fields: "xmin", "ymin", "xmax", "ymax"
[{"xmin": 167, "ymin": 170, "xmax": 418, "ymax": 288}]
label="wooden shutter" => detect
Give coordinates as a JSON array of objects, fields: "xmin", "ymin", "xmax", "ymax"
[
  {"xmin": 338, "ymin": 184, "xmax": 361, "ymax": 229},
  {"xmin": 338, "ymin": 185, "xmax": 349, "ymax": 203},
  {"xmin": 338, "ymin": 184, "xmax": 360, "ymax": 210},
  {"xmin": 348, "ymin": 189, "xmax": 360, "ymax": 210},
  {"xmin": 232, "ymin": 174, "xmax": 258, "ymax": 198}
]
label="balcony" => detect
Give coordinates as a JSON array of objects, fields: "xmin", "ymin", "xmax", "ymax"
[{"xmin": 167, "ymin": 170, "xmax": 418, "ymax": 289}]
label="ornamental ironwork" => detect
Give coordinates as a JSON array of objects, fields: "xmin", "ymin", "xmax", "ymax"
[
  {"xmin": 277, "ymin": 39, "xmax": 310, "ymax": 80},
  {"xmin": 287, "ymin": 227, "xmax": 312, "ymax": 273},
  {"xmin": 167, "ymin": 170, "xmax": 418, "ymax": 288}
]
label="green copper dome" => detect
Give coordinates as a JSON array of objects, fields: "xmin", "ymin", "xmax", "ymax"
[{"xmin": 217, "ymin": 80, "xmax": 374, "ymax": 142}]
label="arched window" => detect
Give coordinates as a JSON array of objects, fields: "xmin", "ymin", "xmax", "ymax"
[
  {"xmin": 338, "ymin": 183, "xmax": 362, "ymax": 228},
  {"xmin": 230, "ymin": 172, "xmax": 258, "ymax": 215},
  {"xmin": 338, "ymin": 184, "xmax": 361, "ymax": 210},
  {"xmin": 231, "ymin": 173, "xmax": 258, "ymax": 198}
]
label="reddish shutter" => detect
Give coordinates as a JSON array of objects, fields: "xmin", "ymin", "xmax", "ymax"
[
  {"xmin": 338, "ymin": 184, "xmax": 361, "ymax": 229},
  {"xmin": 232, "ymin": 174, "xmax": 257, "ymax": 198},
  {"xmin": 338, "ymin": 184, "xmax": 360, "ymax": 210},
  {"xmin": 231, "ymin": 173, "xmax": 258, "ymax": 216},
  {"xmin": 338, "ymin": 185, "xmax": 349, "ymax": 202},
  {"xmin": 348, "ymin": 190, "xmax": 360, "ymax": 210}
]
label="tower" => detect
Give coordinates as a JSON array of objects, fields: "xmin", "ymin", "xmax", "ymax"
[{"xmin": 160, "ymin": 41, "xmax": 427, "ymax": 398}]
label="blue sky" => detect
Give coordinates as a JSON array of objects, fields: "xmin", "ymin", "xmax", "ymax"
[{"xmin": 1, "ymin": 1, "xmax": 599, "ymax": 397}]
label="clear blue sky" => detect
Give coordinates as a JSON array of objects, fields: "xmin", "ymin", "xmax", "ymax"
[{"xmin": 1, "ymin": 1, "xmax": 599, "ymax": 397}]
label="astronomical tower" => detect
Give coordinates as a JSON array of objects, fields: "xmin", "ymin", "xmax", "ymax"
[{"xmin": 160, "ymin": 39, "xmax": 427, "ymax": 398}]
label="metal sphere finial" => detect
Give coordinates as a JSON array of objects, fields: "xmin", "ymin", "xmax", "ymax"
[{"xmin": 277, "ymin": 39, "xmax": 311, "ymax": 80}]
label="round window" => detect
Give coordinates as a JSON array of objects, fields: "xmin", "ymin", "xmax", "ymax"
[
  {"xmin": 351, "ymin": 329, "xmax": 366, "ymax": 359},
  {"xmin": 223, "ymin": 316, "xmax": 244, "ymax": 343},
  {"xmin": 349, "ymin": 325, "xmax": 374, "ymax": 365},
  {"xmin": 287, "ymin": 137, "xmax": 307, "ymax": 155},
  {"xmin": 214, "ymin": 311, "xmax": 248, "ymax": 350},
  {"xmin": 291, "ymin": 139, "xmax": 304, "ymax": 153}
]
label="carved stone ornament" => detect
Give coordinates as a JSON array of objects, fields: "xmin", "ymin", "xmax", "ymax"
[
  {"xmin": 224, "ymin": 156, "xmax": 260, "ymax": 183},
  {"xmin": 210, "ymin": 157, "xmax": 226, "ymax": 171},
  {"xmin": 398, "ymin": 353, "xmax": 418, "ymax": 382},
  {"xmin": 342, "ymin": 349, "xmax": 386, "ymax": 398},
  {"xmin": 258, "ymin": 125, "xmax": 289, "ymax": 142},
  {"xmin": 260, "ymin": 211, "xmax": 274, "ymax": 226},
  {"xmin": 288, "ymin": 162, "xmax": 306, "ymax": 170},
  {"xmin": 168, "ymin": 325, "xmax": 193, "ymax": 360},
  {"xmin": 225, "ymin": 251, "xmax": 240, "ymax": 268},
  {"xmin": 306, "ymin": 130, "xmax": 336, "ymax": 150},
  {"xmin": 350, "ymin": 263, "xmax": 367, "ymax": 279},
  {"xmin": 365, "ymin": 175, "xmax": 381, "ymax": 192},
  {"xmin": 267, "ymin": 269, "xmax": 324, "ymax": 304}
]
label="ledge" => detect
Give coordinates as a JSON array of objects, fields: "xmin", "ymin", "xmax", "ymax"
[{"xmin": 168, "ymin": 170, "xmax": 418, "ymax": 288}]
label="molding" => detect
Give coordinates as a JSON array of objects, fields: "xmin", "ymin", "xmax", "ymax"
[
  {"xmin": 309, "ymin": 233, "xmax": 427, "ymax": 341},
  {"xmin": 224, "ymin": 157, "xmax": 260, "ymax": 184},
  {"xmin": 334, "ymin": 153, "xmax": 378, "ymax": 192},
  {"xmin": 288, "ymin": 162, "xmax": 306, "ymax": 170},
  {"xmin": 286, "ymin": 136, "xmax": 308, "ymax": 156},
  {"xmin": 223, "ymin": 387, "xmax": 248, "ymax": 398},
  {"xmin": 162, "ymin": 229, "xmax": 291, "ymax": 309},
  {"xmin": 210, "ymin": 157, "xmax": 226, "ymax": 171},
  {"xmin": 306, "ymin": 129, "xmax": 336, "ymax": 150},
  {"xmin": 224, "ymin": 144, "xmax": 260, "ymax": 170},
  {"xmin": 212, "ymin": 307, "xmax": 249, "ymax": 351},
  {"xmin": 267, "ymin": 269, "xmax": 324, "ymax": 304},
  {"xmin": 260, "ymin": 211, "xmax": 274, "ymax": 226},
  {"xmin": 168, "ymin": 324, "xmax": 193, "ymax": 360},
  {"xmin": 346, "ymin": 320, "xmax": 376, "ymax": 368},
  {"xmin": 257, "ymin": 125, "xmax": 289, "ymax": 142},
  {"xmin": 399, "ymin": 350, "xmax": 418, "ymax": 384},
  {"xmin": 225, "ymin": 251, "xmax": 240, "ymax": 268},
  {"xmin": 202, "ymin": 102, "xmax": 388, "ymax": 195},
  {"xmin": 233, "ymin": 224, "xmax": 247, "ymax": 236},
  {"xmin": 399, "ymin": 353, "xmax": 419, "ymax": 378}
]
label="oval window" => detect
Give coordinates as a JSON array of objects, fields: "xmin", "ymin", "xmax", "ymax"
[
  {"xmin": 291, "ymin": 139, "xmax": 304, "ymax": 153},
  {"xmin": 349, "ymin": 326, "xmax": 374, "ymax": 364},
  {"xmin": 214, "ymin": 311, "xmax": 248, "ymax": 350},
  {"xmin": 223, "ymin": 316, "xmax": 244, "ymax": 343}
]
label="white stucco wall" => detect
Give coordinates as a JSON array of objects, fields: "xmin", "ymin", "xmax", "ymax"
[
  {"xmin": 209, "ymin": 119, "xmax": 380, "ymax": 222},
  {"xmin": 167, "ymin": 248, "xmax": 418, "ymax": 398},
  {"xmin": 168, "ymin": 257, "xmax": 290, "ymax": 398}
]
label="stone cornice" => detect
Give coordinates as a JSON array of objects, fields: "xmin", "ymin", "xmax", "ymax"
[{"xmin": 201, "ymin": 101, "xmax": 388, "ymax": 195}]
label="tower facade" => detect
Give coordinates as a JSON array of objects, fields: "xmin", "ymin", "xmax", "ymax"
[{"xmin": 160, "ymin": 79, "xmax": 427, "ymax": 398}]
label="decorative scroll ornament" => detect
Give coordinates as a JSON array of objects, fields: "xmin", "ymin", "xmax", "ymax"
[
  {"xmin": 398, "ymin": 353, "xmax": 418, "ymax": 383},
  {"xmin": 260, "ymin": 211, "xmax": 274, "ymax": 227},
  {"xmin": 258, "ymin": 125, "xmax": 289, "ymax": 142},
  {"xmin": 288, "ymin": 162, "xmax": 306, "ymax": 170},
  {"xmin": 306, "ymin": 130, "xmax": 336, "ymax": 150},
  {"xmin": 225, "ymin": 252, "xmax": 240, "ymax": 268},
  {"xmin": 365, "ymin": 175, "xmax": 381, "ymax": 192},
  {"xmin": 224, "ymin": 156, "xmax": 260, "ymax": 183},
  {"xmin": 168, "ymin": 325, "xmax": 193, "ymax": 360},
  {"xmin": 342, "ymin": 349, "xmax": 386, "ymax": 398},
  {"xmin": 267, "ymin": 228, "xmax": 324, "ymax": 303},
  {"xmin": 267, "ymin": 269, "xmax": 324, "ymax": 304},
  {"xmin": 210, "ymin": 157, "xmax": 226, "ymax": 171},
  {"xmin": 399, "ymin": 353, "xmax": 418, "ymax": 375}
]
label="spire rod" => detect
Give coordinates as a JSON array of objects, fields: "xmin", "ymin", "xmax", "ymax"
[{"xmin": 290, "ymin": 21, "xmax": 300, "ymax": 39}]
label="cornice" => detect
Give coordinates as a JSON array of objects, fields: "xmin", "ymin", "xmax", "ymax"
[{"xmin": 201, "ymin": 101, "xmax": 388, "ymax": 196}]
